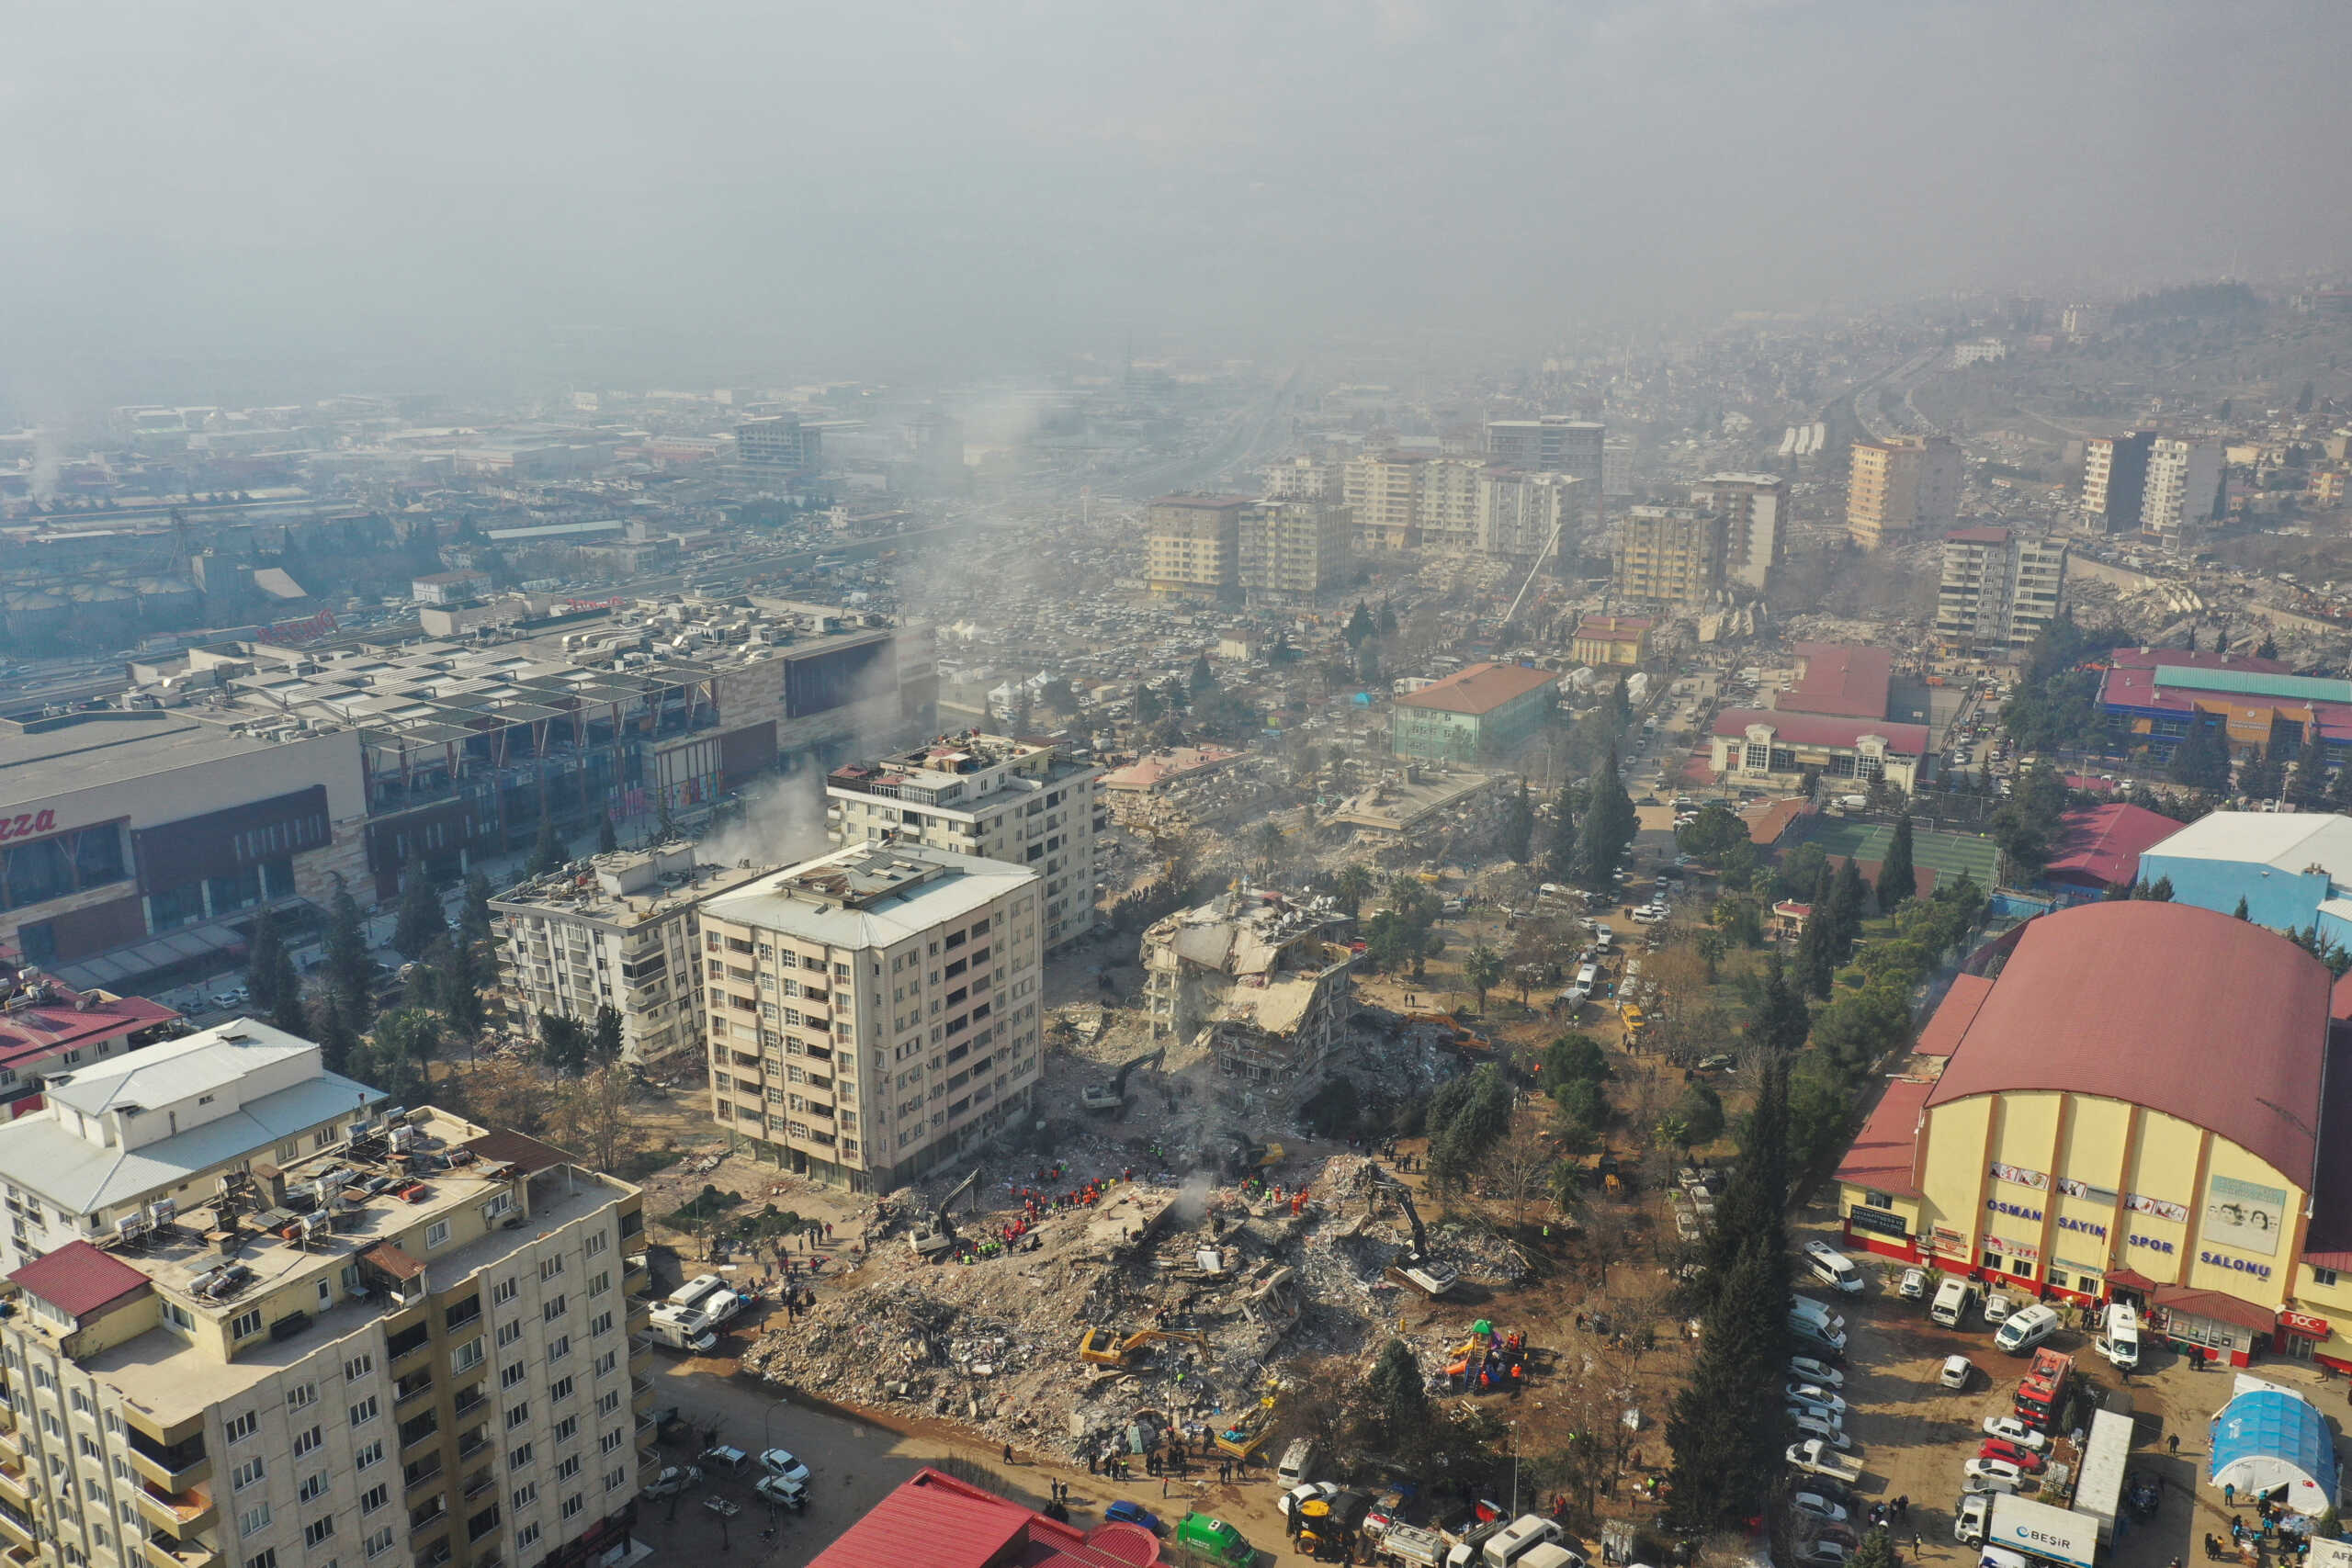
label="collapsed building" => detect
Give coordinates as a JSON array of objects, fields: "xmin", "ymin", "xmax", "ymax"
[{"xmin": 1141, "ymin": 891, "xmax": 1354, "ymax": 1100}]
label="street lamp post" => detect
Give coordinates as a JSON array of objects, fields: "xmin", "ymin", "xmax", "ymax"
[{"xmin": 1510, "ymin": 1420, "xmax": 1520, "ymax": 1518}]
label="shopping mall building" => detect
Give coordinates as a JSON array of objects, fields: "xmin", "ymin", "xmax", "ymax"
[{"xmin": 1838, "ymin": 900, "xmax": 2352, "ymax": 1370}]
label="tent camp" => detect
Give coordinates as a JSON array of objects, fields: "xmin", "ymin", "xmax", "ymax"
[{"xmin": 2211, "ymin": 1381, "xmax": 2341, "ymax": 1517}]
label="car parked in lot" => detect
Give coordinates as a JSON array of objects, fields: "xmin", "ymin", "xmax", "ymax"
[
  {"xmin": 1939, "ymin": 1354, "xmax": 1975, "ymax": 1390},
  {"xmin": 1793, "ymin": 1544, "xmax": 1850, "ymax": 1568},
  {"xmin": 754, "ymin": 1474, "xmax": 807, "ymax": 1510},
  {"xmin": 1963, "ymin": 1458, "xmax": 2025, "ymax": 1489},
  {"xmin": 1980, "ymin": 1417, "xmax": 2048, "ymax": 1451},
  {"xmin": 756, "ymin": 1449, "xmax": 810, "ymax": 1486},
  {"xmin": 1787, "ymin": 1413, "xmax": 1849, "ymax": 1450},
  {"xmin": 1897, "ymin": 1268, "xmax": 1928, "ymax": 1301},
  {"xmin": 1786, "ymin": 1383, "xmax": 1848, "ymax": 1416},
  {"xmin": 1105, "ymin": 1501, "xmax": 1164, "ymax": 1534},
  {"xmin": 1792, "ymin": 1493, "xmax": 1849, "ymax": 1524},
  {"xmin": 1982, "ymin": 1293, "xmax": 2017, "ymax": 1325},
  {"xmin": 642, "ymin": 1465, "xmax": 702, "ymax": 1499},
  {"xmin": 1787, "ymin": 1357, "xmax": 1843, "ymax": 1389},
  {"xmin": 1978, "ymin": 1439, "xmax": 2047, "ymax": 1473}
]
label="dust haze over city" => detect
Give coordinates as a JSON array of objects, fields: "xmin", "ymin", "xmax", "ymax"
[{"xmin": 11, "ymin": 5, "xmax": 2352, "ymax": 1568}]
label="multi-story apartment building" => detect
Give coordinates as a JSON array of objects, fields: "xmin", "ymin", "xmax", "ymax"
[
  {"xmin": 1411, "ymin": 457, "xmax": 1487, "ymax": 558},
  {"xmin": 1611, "ymin": 505, "xmax": 1728, "ymax": 604},
  {"xmin": 0, "ymin": 1023, "xmax": 650, "ymax": 1568},
  {"xmin": 2142, "ymin": 438, "xmax": 2222, "ymax": 550},
  {"xmin": 1601, "ymin": 435, "xmax": 1634, "ymax": 498},
  {"xmin": 1936, "ymin": 526, "xmax": 2068, "ymax": 655},
  {"xmin": 1261, "ymin": 457, "xmax": 1333, "ymax": 502},
  {"xmin": 1236, "ymin": 501, "xmax": 1349, "ymax": 602},
  {"xmin": 695, "ymin": 843, "xmax": 1044, "ymax": 1190},
  {"xmin": 1485, "ymin": 417, "xmax": 1605, "ymax": 499},
  {"xmin": 1141, "ymin": 495, "xmax": 1250, "ymax": 595},
  {"xmin": 734, "ymin": 414, "xmax": 822, "ymax": 468},
  {"xmin": 490, "ymin": 845, "xmax": 773, "ymax": 1066},
  {"xmin": 2079, "ymin": 432, "xmax": 2154, "ymax": 533},
  {"xmin": 823, "ymin": 732, "xmax": 1101, "ymax": 952},
  {"xmin": 1689, "ymin": 474, "xmax": 1790, "ymax": 592},
  {"xmin": 1846, "ymin": 434, "xmax": 1962, "ymax": 549},
  {"xmin": 1340, "ymin": 454, "xmax": 1426, "ymax": 553},
  {"xmin": 1478, "ymin": 471, "xmax": 1583, "ymax": 563}
]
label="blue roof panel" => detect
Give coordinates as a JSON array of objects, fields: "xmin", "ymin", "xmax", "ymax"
[{"xmin": 2210, "ymin": 1388, "xmax": 2339, "ymax": 1514}]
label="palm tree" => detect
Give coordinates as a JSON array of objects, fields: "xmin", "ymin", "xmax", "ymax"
[
  {"xmin": 1335, "ymin": 863, "xmax": 1375, "ymax": 919},
  {"xmin": 1251, "ymin": 822, "xmax": 1284, "ymax": 881},
  {"xmin": 1464, "ymin": 943, "xmax": 1503, "ymax": 1013}
]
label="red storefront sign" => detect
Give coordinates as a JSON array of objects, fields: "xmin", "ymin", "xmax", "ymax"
[{"xmin": 2279, "ymin": 1310, "xmax": 2331, "ymax": 1338}]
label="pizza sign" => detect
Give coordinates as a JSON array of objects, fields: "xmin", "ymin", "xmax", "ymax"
[{"xmin": 0, "ymin": 810, "xmax": 59, "ymax": 844}]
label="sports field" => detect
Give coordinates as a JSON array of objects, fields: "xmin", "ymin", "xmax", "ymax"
[{"xmin": 1800, "ymin": 818, "xmax": 2001, "ymax": 889}]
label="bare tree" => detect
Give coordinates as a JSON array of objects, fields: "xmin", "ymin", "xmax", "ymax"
[
  {"xmin": 550, "ymin": 1066, "xmax": 644, "ymax": 1174},
  {"xmin": 1480, "ymin": 1139, "xmax": 1555, "ymax": 1227}
]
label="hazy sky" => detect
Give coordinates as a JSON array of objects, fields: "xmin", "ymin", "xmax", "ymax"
[{"xmin": 6, "ymin": 0, "xmax": 2351, "ymax": 406}]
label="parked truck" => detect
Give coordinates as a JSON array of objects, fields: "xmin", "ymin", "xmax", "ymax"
[
  {"xmin": 1377, "ymin": 1524, "xmax": 1450, "ymax": 1567},
  {"xmin": 1785, "ymin": 1439, "xmax": 1863, "ymax": 1484}
]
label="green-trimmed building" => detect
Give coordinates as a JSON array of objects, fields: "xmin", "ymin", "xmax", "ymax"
[{"xmin": 1391, "ymin": 661, "xmax": 1560, "ymax": 764}]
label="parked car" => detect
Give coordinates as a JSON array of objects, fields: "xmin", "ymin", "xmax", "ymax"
[
  {"xmin": 1963, "ymin": 1458, "xmax": 2025, "ymax": 1489},
  {"xmin": 1982, "ymin": 1293, "xmax": 2017, "ymax": 1325},
  {"xmin": 1788, "ymin": 1357, "xmax": 1844, "ymax": 1389},
  {"xmin": 753, "ymin": 1475, "xmax": 807, "ymax": 1510},
  {"xmin": 1980, "ymin": 1417, "xmax": 2049, "ymax": 1452},
  {"xmin": 756, "ymin": 1450, "xmax": 810, "ymax": 1486},
  {"xmin": 1787, "ymin": 1413, "xmax": 1849, "ymax": 1449},
  {"xmin": 1979, "ymin": 1439, "xmax": 2047, "ymax": 1473},
  {"xmin": 1278, "ymin": 1483, "xmax": 1340, "ymax": 1520},
  {"xmin": 1105, "ymin": 1501, "xmax": 1165, "ymax": 1535},
  {"xmin": 1793, "ymin": 1544, "xmax": 1850, "ymax": 1568},
  {"xmin": 641, "ymin": 1466, "xmax": 703, "ymax": 1499},
  {"xmin": 1939, "ymin": 1355, "xmax": 1976, "ymax": 1390},
  {"xmin": 1792, "ymin": 1494, "xmax": 1849, "ymax": 1524},
  {"xmin": 1786, "ymin": 1383, "xmax": 1848, "ymax": 1416},
  {"xmin": 1897, "ymin": 1268, "xmax": 1929, "ymax": 1301}
]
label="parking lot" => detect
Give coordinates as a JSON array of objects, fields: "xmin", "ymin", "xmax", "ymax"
[{"xmin": 1792, "ymin": 1203, "xmax": 2352, "ymax": 1568}]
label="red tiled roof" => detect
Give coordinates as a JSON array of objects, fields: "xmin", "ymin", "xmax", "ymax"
[
  {"xmin": 1925, "ymin": 904, "xmax": 2332, "ymax": 1190},
  {"xmin": 810, "ymin": 1469, "xmax": 1161, "ymax": 1568},
  {"xmin": 1835, "ymin": 1078, "xmax": 1932, "ymax": 1199},
  {"xmin": 1741, "ymin": 798, "xmax": 1815, "ymax": 845},
  {"xmin": 1779, "ymin": 643, "xmax": 1892, "ymax": 720},
  {"xmin": 2152, "ymin": 1283, "xmax": 2277, "ymax": 1335},
  {"xmin": 2041, "ymin": 804, "xmax": 2182, "ymax": 889},
  {"xmin": 1915, "ymin": 974, "xmax": 1995, "ymax": 1059},
  {"xmin": 1392, "ymin": 661, "xmax": 1561, "ymax": 716},
  {"xmin": 1711, "ymin": 708, "xmax": 1930, "ymax": 756},
  {"xmin": 0, "ymin": 989, "xmax": 179, "ymax": 1075},
  {"xmin": 8, "ymin": 1239, "xmax": 152, "ymax": 1321},
  {"xmin": 2334, "ymin": 971, "xmax": 2352, "ymax": 1023},
  {"xmin": 2108, "ymin": 648, "xmax": 2291, "ymax": 675}
]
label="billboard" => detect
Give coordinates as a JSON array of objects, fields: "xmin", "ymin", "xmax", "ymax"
[
  {"xmin": 1989, "ymin": 1495, "xmax": 2098, "ymax": 1568},
  {"xmin": 2205, "ymin": 1174, "xmax": 2289, "ymax": 1257}
]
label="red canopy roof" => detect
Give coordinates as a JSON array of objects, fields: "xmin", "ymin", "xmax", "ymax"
[
  {"xmin": 810, "ymin": 1469, "xmax": 1161, "ymax": 1568},
  {"xmin": 2041, "ymin": 804, "xmax": 2181, "ymax": 889},
  {"xmin": 1835, "ymin": 1078, "xmax": 1932, "ymax": 1200},
  {"xmin": 8, "ymin": 1240, "xmax": 151, "ymax": 1321}
]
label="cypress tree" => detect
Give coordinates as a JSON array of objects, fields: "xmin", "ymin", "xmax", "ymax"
[
  {"xmin": 324, "ymin": 886, "xmax": 371, "ymax": 1024},
  {"xmin": 391, "ymin": 864, "xmax": 447, "ymax": 961},
  {"xmin": 1878, "ymin": 813, "xmax": 1917, "ymax": 908},
  {"xmin": 246, "ymin": 908, "xmax": 285, "ymax": 1010},
  {"xmin": 1750, "ymin": 953, "xmax": 1812, "ymax": 1055},
  {"xmin": 1504, "ymin": 783, "xmax": 1535, "ymax": 866}
]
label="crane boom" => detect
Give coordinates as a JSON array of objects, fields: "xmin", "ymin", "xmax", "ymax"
[{"xmin": 1501, "ymin": 513, "xmax": 1573, "ymax": 630}]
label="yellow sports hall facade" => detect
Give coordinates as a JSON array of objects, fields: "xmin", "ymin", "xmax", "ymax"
[{"xmin": 1837, "ymin": 901, "xmax": 2352, "ymax": 1369}]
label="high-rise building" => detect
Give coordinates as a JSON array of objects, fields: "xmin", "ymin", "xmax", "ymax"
[
  {"xmin": 1690, "ymin": 473, "xmax": 1791, "ymax": 592},
  {"xmin": 1261, "ymin": 456, "xmax": 1332, "ymax": 501},
  {"xmin": 1142, "ymin": 494, "xmax": 1251, "ymax": 594},
  {"xmin": 2080, "ymin": 432, "xmax": 2155, "ymax": 534},
  {"xmin": 0, "ymin": 1022, "xmax": 650, "ymax": 1568},
  {"xmin": 1340, "ymin": 453, "xmax": 1427, "ymax": 552},
  {"xmin": 1846, "ymin": 434, "xmax": 1962, "ymax": 549},
  {"xmin": 1612, "ymin": 505, "xmax": 1728, "ymax": 604},
  {"xmin": 2141, "ymin": 438, "xmax": 2222, "ymax": 550},
  {"xmin": 1237, "ymin": 500, "xmax": 1349, "ymax": 600},
  {"xmin": 1601, "ymin": 435, "xmax": 1635, "ymax": 498},
  {"xmin": 491, "ymin": 845, "xmax": 774, "ymax": 1065},
  {"xmin": 736, "ymin": 414, "xmax": 822, "ymax": 467},
  {"xmin": 1413, "ymin": 457, "xmax": 1487, "ymax": 558},
  {"xmin": 696, "ymin": 843, "xmax": 1044, "ymax": 1190},
  {"xmin": 1486, "ymin": 416, "xmax": 1605, "ymax": 491},
  {"xmin": 824, "ymin": 731, "xmax": 1101, "ymax": 952},
  {"xmin": 1479, "ymin": 471, "xmax": 1583, "ymax": 563},
  {"xmin": 1936, "ymin": 526, "xmax": 2069, "ymax": 654}
]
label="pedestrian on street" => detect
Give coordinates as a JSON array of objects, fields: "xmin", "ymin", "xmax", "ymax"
[
  {"xmin": 2170, "ymin": 1434, "xmax": 2181, "ymax": 1456},
  {"xmin": 1003, "ymin": 1443, "xmax": 1013, "ymax": 1463}
]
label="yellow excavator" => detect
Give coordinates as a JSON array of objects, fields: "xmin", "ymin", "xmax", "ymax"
[{"xmin": 1076, "ymin": 1325, "xmax": 1209, "ymax": 1368}]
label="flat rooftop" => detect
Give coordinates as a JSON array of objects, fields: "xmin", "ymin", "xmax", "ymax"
[
  {"xmin": 0, "ymin": 709, "xmax": 282, "ymax": 792},
  {"xmin": 701, "ymin": 843, "xmax": 1036, "ymax": 948},
  {"xmin": 492, "ymin": 849, "xmax": 775, "ymax": 929}
]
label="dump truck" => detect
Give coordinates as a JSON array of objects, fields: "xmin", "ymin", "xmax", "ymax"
[
  {"xmin": 1373, "ymin": 1165, "xmax": 1461, "ymax": 1298},
  {"xmin": 1378, "ymin": 1523, "xmax": 1451, "ymax": 1567},
  {"xmin": 1075, "ymin": 1325, "xmax": 1207, "ymax": 1368},
  {"xmin": 907, "ymin": 1168, "xmax": 979, "ymax": 1259},
  {"xmin": 1080, "ymin": 1045, "xmax": 1162, "ymax": 1115}
]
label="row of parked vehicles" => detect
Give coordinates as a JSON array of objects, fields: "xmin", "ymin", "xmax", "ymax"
[
  {"xmin": 1903, "ymin": 1269, "xmax": 2141, "ymax": 1369},
  {"xmin": 1273, "ymin": 1439, "xmax": 1588, "ymax": 1568}
]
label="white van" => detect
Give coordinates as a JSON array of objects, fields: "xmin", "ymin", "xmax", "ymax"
[
  {"xmin": 1804, "ymin": 1241, "xmax": 1863, "ymax": 1295},
  {"xmin": 1789, "ymin": 1295, "xmax": 1846, "ymax": 1334},
  {"xmin": 1995, "ymin": 1303, "xmax": 2062, "ymax": 1355},
  {"xmin": 667, "ymin": 1274, "xmax": 731, "ymax": 1313},
  {"xmin": 1930, "ymin": 1277, "xmax": 1978, "ymax": 1327},
  {"xmin": 1275, "ymin": 1438, "xmax": 1316, "ymax": 1487},
  {"xmin": 1481, "ymin": 1517, "xmax": 1567, "ymax": 1568},
  {"xmin": 2098, "ymin": 1302, "xmax": 2142, "ymax": 1370}
]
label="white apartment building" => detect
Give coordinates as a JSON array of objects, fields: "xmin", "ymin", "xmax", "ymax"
[
  {"xmin": 1478, "ymin": 471, "xmax": 1583, "ymax": 562},
  {"xmin": 1237, "ymin": 501, "xmax": 1349, "ymax": 601},
  {"xmin": 1936, "ymin": 526, "xmax": 2068, "ymax": 655},
  {"xmin": 696, "ymin": 844, "xmax": 1044, "ymax": 1191},
  {"xmin": 490, "ymin": 846, "xmax": 774, "ymax": 1066},
  {"xmin": 0, "ymin": 1023, "xmax": 650, "ymax": 1568},
  {"xmin": 2142, "ymin": 437, "xmax": 2222, "ymax": 550},
  {"xmin": 823, "ymin": 733, "xmax": 1102, "ymax": 952}
]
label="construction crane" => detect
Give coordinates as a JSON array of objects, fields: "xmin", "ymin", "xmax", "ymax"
[
  {"xmin": 906, "ymin": 1168, "xmax": 980, "ymax": 1259},
  {"xmin": 1371, "ymin": 1165, "xmax": 1460, "ymax": 1299},
  {"xmin": 1080, "ymin": 1045, "xmax": 1163, "ymax": 1115},
  {"xmin": 1500, "ymin": 512, "xmax": 1574, "ymax": 631}
]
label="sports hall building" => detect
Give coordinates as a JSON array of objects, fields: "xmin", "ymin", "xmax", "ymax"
[{"xmin": 1837, "ymin": 900, "xmax": 2352, "ymax": 1370}]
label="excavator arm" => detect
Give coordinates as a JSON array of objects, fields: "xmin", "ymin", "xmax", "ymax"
[
  {"xmin": 934, "ymin": 1168, "xmax": 979, "ymax": 1236},
  {"xmin": 1110, "ymin": 1045, "xmax": 1164, "ymax": 1100}
]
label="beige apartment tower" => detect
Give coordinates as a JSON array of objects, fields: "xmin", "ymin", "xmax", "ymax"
[
  {"xmin": 1143, "ymin": 495, "xmax": 1251, "ymax": 595},
  {"xmin": 0, "ymin": 1023, "xmax": 650, "ymax": 1568},
  {"xmin": 1689, "ymin": 473, "xmax": 1790, "ymax": 592},
  {"xmin": 696, "ymin": 844, "xmax": 1044, "ymax": 1191},
  {"xmin": 1237, "ymin": 501, "xmax": 1350, "ymax": 601},
  {"xmin": 1612, "ymin": 505, "xmax": 1728, "ymax": 604},
  {"xmin": 1846, "ymin": 434, "xmax": 1962, "ymax": 549}
]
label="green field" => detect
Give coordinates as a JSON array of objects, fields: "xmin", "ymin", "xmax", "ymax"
[{"xmin": 1800, "ymin": 818, "xmax": 2001, "ymax": 889}]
